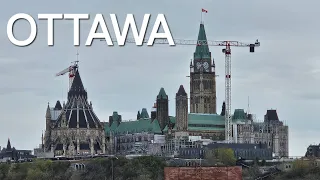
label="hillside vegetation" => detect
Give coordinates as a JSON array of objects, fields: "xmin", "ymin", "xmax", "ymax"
[{"xmin": 0, "ymin": 156, "xmax": 166, "ymax": 180}]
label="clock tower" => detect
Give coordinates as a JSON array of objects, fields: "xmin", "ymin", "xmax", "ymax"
[{"xmin": 190, "ymin": 23, "xmax": 217, "ymax": 114}]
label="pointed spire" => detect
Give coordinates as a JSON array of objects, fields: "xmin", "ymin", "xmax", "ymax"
[
  {"xmin": 194, "ymin": 23, "xmax": 210, "ymax": 58},
  {"xmin": 6, "ymin": 138, "xmax": 11, "ymax": 150},
  {"xmin": 140, "ymin": 108, "xmax": 150, "ymax": 119},
  {"xmin": 46, "ymin": 103, "xmax": 51, "ymax": 118},
  {"xmin": 221, "ymin": 101, "xmax": 226, "ymax": 116},
  {"xmin": 41, "ymin": 131, "xmax": 44, "ymax": 149},
  {"xmin": 176, "ymin": 85, "xmax": 187, "ymax": 96},
  {"xmin": 68, "ymin": 69, "xmax": 87, "ymax": 99},
  {"xmin": 137, "ymin": 111, "xmax": 141, "ymax": 120},
  {"xmin": 54, "ymin": 100, "xmax": 62, "ymax": 110},
  {"xmin": 157, "ymin": 88, "xmax": 168, "ymax": 100}
]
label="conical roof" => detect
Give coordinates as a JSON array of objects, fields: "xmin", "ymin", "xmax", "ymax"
[
  {"xmin": 68, "ymin": 69, "xmax": 87, "ymax": 100},
  {"xmin": 6, "ymin": 138, "xmax": 11, "ymax": 150},
  {"xmin": 54, "ymin": 69, "xmax": 102, "ymax": 129},
  {"xmin": 176, "ymin": 85, "xmax": 187, "ymax": 96},
  {"xmin": 54, "ymin": 101, "xmax": 62, "ymax": 110},
  {"xmin": 194, "ymin": 23, "xmax": 211, "ymax": 59},
  {"xmin": 46, "ymin": 103, "xmax": 51, "ymax": 118},
  {"xmin": 157, "ymin": 88, "xmax": 168, "ymax": 100}
]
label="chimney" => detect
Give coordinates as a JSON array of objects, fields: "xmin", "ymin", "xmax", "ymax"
[{"xmin": 151, "ymin": 103, "xmax": 157, "ymax": 120}]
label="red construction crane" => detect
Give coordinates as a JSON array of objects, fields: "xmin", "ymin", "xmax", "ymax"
[
  {"xmin": 55, "ymin": 61, "xmax": 79, "ymax": 90},
  {"xmin": 100, "ymin": 38, "xmax": 260, "ymax": 143}
]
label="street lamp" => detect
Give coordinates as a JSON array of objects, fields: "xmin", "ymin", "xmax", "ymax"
[{"xmin": 111, "ymin": 156, "xmax": 118, "ymax": 180}]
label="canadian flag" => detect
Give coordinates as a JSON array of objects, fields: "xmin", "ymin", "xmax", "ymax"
[{"xmin": 202, "ymin": 8, "xmax": 208, "ymax": 13}]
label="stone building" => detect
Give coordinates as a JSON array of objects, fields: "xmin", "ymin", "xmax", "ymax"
[
  {"xmin": 305, "ymin": 144, "xmax": 320, "ymax": 157},
  {"xmin": 105, "ymin": 110, "xmax": 163, "ymax": 155},
  {"xmin": 43, "ymin": 68, "xmax": 106, "ymax": 156},
  {"xmin": 163, "ymin": 85, "xmax": 225, "ymax": 140},
  {"xmin": 0, "ymin": 139, "xmax": 34, "ymax": 162},
  {"xmin": 233, "ymin": 109, "xmax": 289, "ymax": 157},
  {"xmin": 102, "ymin": 22, "xmax": 289, "ymax": 158},
  {"xmin": 104, "ymin": 89, "xmax": 172, "ymax": 155}
]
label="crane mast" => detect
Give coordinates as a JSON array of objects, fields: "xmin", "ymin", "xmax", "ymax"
[
  {"xmin": 101, "ymin": 38, "xmax": 260, "ymax": 143},
  {"xmin": 222, "ymin": 43, "xmax": 232, "ymax": 143}
]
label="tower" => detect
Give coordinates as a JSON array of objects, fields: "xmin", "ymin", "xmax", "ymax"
[
  {"xmin": 190, "ymin": 23, "xmax": 216, "ymax": 114},
  {"xmin": 156, "ymin": 87, "xmax": 169, "ymax": 130},
  {"xmin": 176, "ymin": 85, "xmax": 188, "ymax": 131}
]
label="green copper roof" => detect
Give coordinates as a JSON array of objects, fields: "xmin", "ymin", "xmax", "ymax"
[
  {"xmin": 140, "ymin": 108, "xmax": 149, "ymax": 119},
  {"xmin": 232, "ymin": 109, "xmax": 247, "ymax": 123},
  {"xmin": 112, "ymin": 111, "xmax": 121, "ymax": 122},
  {"xmin": 194, "ymin": 23, "xmax": 211, "ymax": 59},
  {"xmin": 169, "ymin": 116, "xmax": 176, "ymax": 124},
  {"xmin": 188, "ymin": 113, "xmax": 225, "ymax": 126},
  {"xmin": 157, "ymin": 88, "xmax": 168, "ymax": 99},
  {"xmin": 105, "ymin": 118, "xmax": 162, "ymax": 136},
  {"xmin": 233, "ymin": 109, "xmax": 246, "ymax": 119},
  {"xmin": 188, "ymin": 113, "xmax": 225, "ymax": 132}
]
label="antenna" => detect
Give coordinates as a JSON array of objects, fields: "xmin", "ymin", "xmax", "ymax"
[
  {"xmin": 247, "ymin": 96, "xmax": 250, "ymax": 114},
  {"xmin": 76, "ymin": 48, "xmax": 79, "ymax": 61}
]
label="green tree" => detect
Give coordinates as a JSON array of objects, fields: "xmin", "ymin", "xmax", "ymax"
[
  {"xmin": 0, "ymin": 163, "xmax": 9, "ymax": 180},
  {"xmin": 205, "ymin": 148, "xmax": 236, "ymax": 166}
]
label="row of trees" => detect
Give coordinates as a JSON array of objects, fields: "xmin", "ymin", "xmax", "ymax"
[
  {"xmin": 0, "ymin": 156, "xmax": 166, "ymax": 180},
  {"xmin": 271, "ymin": 159, "xmax": 320, "ymax": 180},
  {"xmin": 8, "ymin": 148, "xmax": 317, "ymax": 180}
]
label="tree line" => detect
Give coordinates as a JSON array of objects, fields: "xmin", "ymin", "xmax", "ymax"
[{"xmin": 0, "ymin": 156, "xmax": 166, "ymax": 180}]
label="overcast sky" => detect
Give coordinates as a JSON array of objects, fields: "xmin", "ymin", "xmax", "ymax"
[{"xmin": 0, "ymin": 0, "xmax": 318, "ymax": 156}]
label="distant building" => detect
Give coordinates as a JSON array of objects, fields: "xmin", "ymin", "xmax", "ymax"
[
  {"xmin": 105, "ymin": 110, "xmax": 164, "ymax": 155},
  {"xmin": 103, "ymin": 22, "xmax": 289, "ymax": 156},
  {"xmin": 233, "ymin": 109, "xmax": 289, "ymax": 157},
  {"xmin": 305, "ymin": 144, "xmax": 320, "ymax": 157},
  {"xmin": 0, "ymin": 139, "xmax": 34, "ymax": 162}
]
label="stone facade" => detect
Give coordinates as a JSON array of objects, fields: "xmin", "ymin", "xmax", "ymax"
[
  {"xmin": 235, "ymin": 110, "xmax": 289, "ymax": 157},
  {"xmin": 189, "ymin": 23, "xmax": 217, "ymax": 114},
  {"xmin": 105, "ymin": 110, "xmax": 163, "ymax": 155},
  {"xmin": 43, "ymin": 69, "xmax": 106, "ymax": 156},
  {"xmin": 175, "ymin": 85, "xmax": 188, "ymax": 131}
]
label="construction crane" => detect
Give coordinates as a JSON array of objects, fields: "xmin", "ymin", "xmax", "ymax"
[
  {"xmin": 100, "ymin": 38, "xmax": 260, "ymax": 143},
  {"xmin": 55, "ymin": 61, "xmax": 79, "ymax": 90}
]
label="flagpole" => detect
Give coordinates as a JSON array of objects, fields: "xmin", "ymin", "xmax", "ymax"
[{"xmin": 201, "ymin": 11, "xmax": 203, "ymax": 24}]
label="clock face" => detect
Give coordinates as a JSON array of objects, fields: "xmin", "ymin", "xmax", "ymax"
[
  {"xmin": 196, "ymin": 62, "xmax": 202, "ymax": 69},
  {"xmin": 203, "ymin": 62, "xmax": 209, "ymax": 71}
]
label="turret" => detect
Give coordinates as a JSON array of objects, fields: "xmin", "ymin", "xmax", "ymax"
[
  {"xmin": 156, "ymin": 88, "xmax": 169, "ymax": 130},
  {"xmin": 211, "ymin": 58, "xmax": 215, "ymax": 72},
  {"xmin": 220, "ymin": 101, "xmax": 225, "ymax": 116},
  {"xmin": 137, "ymin": 111, "xmax": 141, "ymax": 120},
  {"xmin": 45, "ymin": 103, "xmax": 51, "ymax": 130},
  {"xmin": 190, "ymin": 60, "xmax": 194, "ymax": 73},
  {"xmin": 176, "ymin": 85, "xmax": 188, "ymax": 131},
  {"xmin": 140, "ymin": 108, "xmax": 149, "ymax": 119},
  {"xmin": 151, "ymin": 103, "xmax": 157, "ymax": 120}
]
